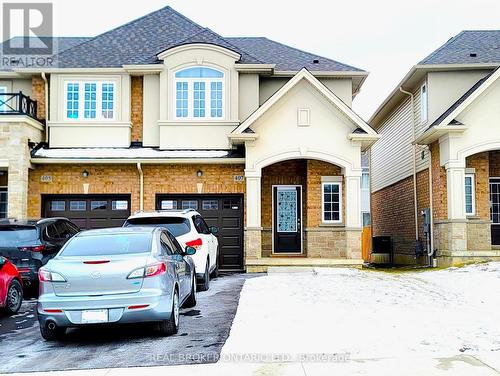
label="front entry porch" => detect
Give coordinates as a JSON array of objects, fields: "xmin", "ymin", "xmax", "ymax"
[{"xmin": 244, "ymin": 159, "xmax": 364, "ymax": 272}]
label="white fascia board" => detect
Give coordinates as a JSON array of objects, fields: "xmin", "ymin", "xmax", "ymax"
[
  {"xmin": 415, "ymin": 125, "xmax": 468, "ymax": 145},
  {"xmin": 234, "ymin": 64, "xmax": 275, "ymax": 74}
]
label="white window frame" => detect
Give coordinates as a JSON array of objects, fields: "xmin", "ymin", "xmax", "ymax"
[
  {"xmin": 64, "ymin": 80, "xmax": 116, "ymax": 121},
  {"xmin": 420, "ymin": 82, "xmax": 428, "ymax": 123},
  {"xmin": 173, "ymin": 67, "xmax": 224, "ymax": 120},
  {"xmin": 321, "ymin": 181, "xmax": 343, "ymax": 224},
  {"xmin": 465, "ymin": 173, "xmax": 476, "ymax": 216},
  {"xmin": 0, "ymin": 86, "xmax": 7, "ymax": 112}
]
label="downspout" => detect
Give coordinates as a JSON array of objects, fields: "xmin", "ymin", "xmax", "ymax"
[
  {"xmin": 427, "ymin": 146, "xmax": 434, "ymax": 263},
  {"xmin": 137, "ymin": 162, "xmax": 144, "ymax": 211},
  {"xmin": 399, "ymin": 87, "xmax": 419, "ymax": 244},
  {"xmin": 41, "ymin": 72, "xmax": 49, "ymax": 143}
]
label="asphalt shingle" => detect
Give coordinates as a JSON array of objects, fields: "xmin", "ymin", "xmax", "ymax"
[{"xmin": 420, "ymin": 30, "xmax": 500, "ymax": 65}]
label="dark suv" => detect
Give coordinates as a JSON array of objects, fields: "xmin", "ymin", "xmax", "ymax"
[{"xmin": 0, "ymin": 218, "xmax": 80, "ymax": 287}]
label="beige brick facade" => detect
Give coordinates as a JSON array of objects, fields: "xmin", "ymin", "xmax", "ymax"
[
  {"xmin": 130, "ymin": 76, "xmax": 143, "ymax": 143},
  {"xmin": 28, "ymin": 163, "xmax": 245, "ymax": 217},
  {"xmin": 31, "ymin": 76, "xmax": 46, "ymax": 120}
]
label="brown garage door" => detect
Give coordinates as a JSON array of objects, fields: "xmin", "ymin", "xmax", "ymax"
[
  {"xmin": 156, "ymin": 194, "xmax": 244, "ymax": 271},
  {"xmin": 42, "ymin": 194, "xmax": 131, "ymax": 230}
]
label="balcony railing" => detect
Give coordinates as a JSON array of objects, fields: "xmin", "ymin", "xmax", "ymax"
[{"xmin": 0, "ymin": 92, "xmax": 38, "ymax": 120}]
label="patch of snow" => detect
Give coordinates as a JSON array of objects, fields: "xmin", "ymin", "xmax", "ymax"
[
  {"xmin": 33, "ymin": 148, "xmax": 230, "ymax": 159},
  {"xmin": 222, "ymin": 263, "xmax": 500, "ymax": 360}
]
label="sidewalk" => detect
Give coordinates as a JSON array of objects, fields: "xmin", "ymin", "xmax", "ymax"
[{"xmin": 3, "ymin": 355, "xmax": 500, "ymax": 376}]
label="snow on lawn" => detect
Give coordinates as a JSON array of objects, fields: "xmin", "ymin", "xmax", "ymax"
[{"xmin": 222, "ymin": 263, "xmax": 500, "ymax": 360}]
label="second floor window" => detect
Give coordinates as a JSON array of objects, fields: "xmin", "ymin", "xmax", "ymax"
[
  {"xmin": 65, "ymin": 81, "xmax": 115, "ymax": 120},
  {"xmin": 420, "ymin": 82, "xmax": 428, "ymax": 123},
  {"xmin": 174, "ymin": 67, "xmax": 224, "ymax": 119}
]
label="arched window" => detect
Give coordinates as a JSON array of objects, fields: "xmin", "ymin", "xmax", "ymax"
[{"xmin": 174, "ymin": 67, "xmax": 224, "ymax": 119}]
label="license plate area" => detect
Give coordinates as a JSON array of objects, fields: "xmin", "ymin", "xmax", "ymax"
[{"xmin": 81, "ymin": 309, "xmax": 108, "ymax": 324}]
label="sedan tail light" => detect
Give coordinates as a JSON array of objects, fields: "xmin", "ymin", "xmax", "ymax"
[
  {"xmin": 38, "ymin": 268, "xmax": 66, "ymax": 282},
  {"xmin": 18, "ymin": 245, "xmax": 45, "ymax": 253},
  {"xmin": 185, "ymin": 238, "xmax": 203, "ymax": 250},
  {"xmin": 127, "ymin": 262, "xmax": 166, "ymax": 279}
]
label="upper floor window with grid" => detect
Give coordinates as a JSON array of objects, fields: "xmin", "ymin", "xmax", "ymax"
[
  {"xmin": 65, "ymin": 81, "xmax": 115, "ymax": 121},
  {"xmin": 174, "ymin": 67, "xmax": 224, "ymax": 119}
]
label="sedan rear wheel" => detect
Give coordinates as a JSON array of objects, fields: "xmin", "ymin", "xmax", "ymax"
[
  {"xmin": 4, "ymin": 280, "xmax": 23, "ymax": 315},
  {"xmin": 183, "ymin": 273, "xmax": 197, "ymax": 308},
  {"xmin": 158, "ymin": 290, "xmax": 179, "ymax": 336}
]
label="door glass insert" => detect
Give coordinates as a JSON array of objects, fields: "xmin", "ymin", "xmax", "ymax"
[
  {"xmin": 51, "ymin": 201, "xmax": 66, "ymax": 211},
  {"xmin": 70, "ymin": 201, "xmax": 86, "ymax": 211},
  {"xmin": 202, "ymin": 200, "xmax": 218, "ymax": 210},
  {"xmin": 91, "ymin": 200, "xmax": 107, "ymax": 211},
  {"xmin": 112, "ymin": 200, "xmax": 128, "ymax": 210},
  {"xmin": 181, "ymin": 200, "xmax": 198, "ymax": 210},
  {"xmin": 490, "ymin": 180, "xmax": 500, "ymax": 223},
  {"xmin": 161, "ymin": 200, "xmax": 177, "ymax": 210},
  {"xmin": 277, "ymin": 188, "xmax": 297, "ymax": 232}
]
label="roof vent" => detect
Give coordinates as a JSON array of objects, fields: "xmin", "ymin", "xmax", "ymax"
[
  {"xmin": 312, "ymin": 59, "xmax": 320, "ymax": 64},
  {"xmin": 470, "ymin": 53, "xmax": 477, "ymax": 57}
]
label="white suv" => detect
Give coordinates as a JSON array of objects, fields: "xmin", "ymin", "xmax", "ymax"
[{"xmin": 123, "ymin": 209, "xmax": 219, "ymax": 291}]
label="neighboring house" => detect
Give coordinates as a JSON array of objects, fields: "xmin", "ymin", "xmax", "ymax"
[
  {"xmin": 370, "ymin": 30, "xmax": 500, "ymax": 267},
  {"xmin": 0, "ymin": 6, "xmax": 378, "ymax": 272}
]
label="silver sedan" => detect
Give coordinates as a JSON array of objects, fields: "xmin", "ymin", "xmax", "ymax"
[{"xmin": 37, "ymin": 226, "xmax": 197, "ymax": 341}]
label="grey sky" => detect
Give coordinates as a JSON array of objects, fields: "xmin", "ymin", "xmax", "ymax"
[{"xmin": 23, "ymin": 0, "xmax": 500, "ymax": 119}]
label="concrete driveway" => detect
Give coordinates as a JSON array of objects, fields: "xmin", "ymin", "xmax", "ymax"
[{"xmin": 0, "ymin": 273, "xmax": 252, "ymax": 373}]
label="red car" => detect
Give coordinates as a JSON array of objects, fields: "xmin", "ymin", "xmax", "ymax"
[{"xmin": 0, "ymin": 256, "xmax": 23, "ymax": 315}]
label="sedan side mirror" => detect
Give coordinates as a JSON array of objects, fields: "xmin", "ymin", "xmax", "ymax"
[
  {"xmin": 184, "ymin": 246, "xmax": 196, "ymax": 256},
  {"xmin": 210, "ymin": 226, "xmax": 219, "ymax": 235}
]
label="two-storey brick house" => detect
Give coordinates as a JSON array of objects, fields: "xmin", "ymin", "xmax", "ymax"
[
  {"xmin": 370, "ymin": 31, "xmax": 500, "ymax": 267},
  {"xmin": 0, "ymin": 6, "xmax": 378, "ymax": 272}
]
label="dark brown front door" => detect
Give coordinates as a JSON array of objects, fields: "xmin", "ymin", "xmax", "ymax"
[
  {"xmin": 156, "ymin": 194, "xmax": 244, "ymax": 271},
  {"xmin": 42, "ymin": 194, "xmax": 131, "ymax": 229},
  {"xmin": 490, "ymin": 179, "xmax": 500, "ymax": 245},
  {"xmin": 273, "ymin": 186, "xmax": 302, "ymax": 253}
]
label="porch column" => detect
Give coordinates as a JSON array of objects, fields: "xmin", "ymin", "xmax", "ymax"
[
  {"xmin": 444, "ymin": 163, "xmax": 467, "ymax": 252},
  {"xmin": 344, "ymin": 170, "xmax": 362, "ymax": 259},
  {"xmin": 245, "ymin": 169, "xmax": 262, "ymax": 260}
]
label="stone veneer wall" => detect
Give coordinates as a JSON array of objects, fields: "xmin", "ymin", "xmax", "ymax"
[{"xmin": 1, "ymin": 121, "xmax": 44, "ymax": 220}]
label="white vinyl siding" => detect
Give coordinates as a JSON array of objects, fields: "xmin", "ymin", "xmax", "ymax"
[
  {"xmin": 371, "ymin": 97, "xmax": 414, "ymax": 192},
  {"xmin": 371, "ymin": 79, "xmax": 430, "ymax": 192}
]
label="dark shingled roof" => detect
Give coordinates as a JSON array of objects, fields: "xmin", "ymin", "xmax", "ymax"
[
  {"xmin": 2, "ymin": 36, "xmax": 90, "ymax": 54},
  {"xmin": 53, "ymin": 6, "xmax": 362, "ymax": 71},
  {"xmin": 429, "ymin": 69, "xmax": 496, "ymax": 128},
  {"xmin": 420, "ymin": 30, "xmax": 500, "ymax": 65},
  {"xmin": 226, "ymin": 37, "xmax": 364, "ymax": 72}
]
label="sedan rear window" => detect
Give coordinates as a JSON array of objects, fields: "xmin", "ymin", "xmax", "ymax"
[
  {"xmin": 60, "ymin": 233, "xmax": 152, "ymax": 256},
  {"xmin": 0, "ymin": 226, "xmax": 38, "ymax": 246},
  {"xmin": 124, "ymin": 217, "xmax": 191, "ymax": 237}
]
